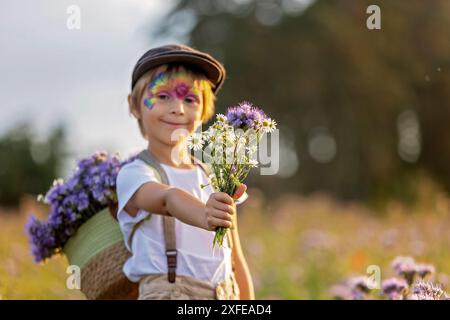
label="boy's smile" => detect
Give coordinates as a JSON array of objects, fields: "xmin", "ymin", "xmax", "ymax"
[{"xmin": 160, "ymin": 118, "xmax": 189, "ymax": 128}]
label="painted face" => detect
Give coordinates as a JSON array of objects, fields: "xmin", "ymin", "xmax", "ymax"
[{"xmin": 143, "ymin": 71, "xmax": 202, "ymax": 110}]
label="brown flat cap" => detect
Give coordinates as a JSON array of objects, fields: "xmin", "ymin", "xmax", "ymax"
[{"xmin": 131, "ymin": 44, "xmax": 226, "ymax": 94}]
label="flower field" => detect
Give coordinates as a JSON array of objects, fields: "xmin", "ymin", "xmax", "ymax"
[{"xmin": 1, "ymin": 185, "xmax": 449, "ymax": 299}]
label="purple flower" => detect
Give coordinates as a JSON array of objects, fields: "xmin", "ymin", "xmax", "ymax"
[
  {"xmin": 25, "ymin": 216, "xmax": 56, "ymax": 263},
  {"xmin": 382, "ymin": 277, "xmax": 408, "ymax": 300},
  {"xmin": 226, "ymin": 101, "xmax": 268, "ymax": 130},
  {"xmin": 329, "ymin": 276, "xmax": 378, "ymax": 300},
  {"xmin": 415, "ymin": 264, "xmax": 435, "ymax": 279},
  {"xmin": 392, "ymin": 256, "xmax": 417, "ymax": 284},
  {"xmin": 329, "ymin": 284, "xmax": 353, "ymax": 300},
  {"xmin": 330, "ymin": 256, "xmax": 447, "ymax": 300},
  {"xmin": 76, "ymin": 191, "xmax": 89, "ymax": 211},
  {"xmin": 410, "ymin": 281, "xmax": 446, "ymax": 300},
  {"xmin": 26, "ymin": 151, "xmax": 138, "ymax": 263},
  {"xmin": 392, "ymin": 256, "xmax": 416, "ymax": 273},
  {"xmin": 391, "ymin": 256, "xmax": 436, "ymax": 284},
  {"xmin": 348, "ymin": 276, "xmax": 376, "ymax": 294}
]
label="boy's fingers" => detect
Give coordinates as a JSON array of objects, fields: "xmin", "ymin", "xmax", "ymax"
[
  {"xmin": 233, "ymin": 183, "xmax": 247, "ymax": 200},
  {"xmin": 213, "ymin": 192, "xmax": 233, "ymax": 205},
  {"xmin": 213, "ymin": 202, "xmax": 234, "ymax": 215},
  {"xmin": 207, "ymin": 216, "xmax": 232, "ymax": 229},
  {"xmin": 212, "ymin": 209, "xmax": 233, "ymax": 221}
]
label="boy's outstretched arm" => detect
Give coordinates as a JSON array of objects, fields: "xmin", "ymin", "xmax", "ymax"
[{"xmin": 124, "ymin": 181, "xmax": 234, "ymax": 231}]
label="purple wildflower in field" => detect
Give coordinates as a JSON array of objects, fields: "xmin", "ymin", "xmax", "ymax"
[
  {"xmin": 330, "ymin": 256, "xmax": 448, "ymax": 300},
  {"xmin": 392, "ymin": 256, "xmax": 417, "ymax": 284},
  {"xmin": 415, "ymin": 264, "xmax": 435, "ymax": 279},
  {"xmin": 410, "ymin": 281, "xmax": 445, "ymax": 300},
  {"xmin": 25, "ymin": 151, "xmax": 138, "ymax": 263},
  {"xmin": 329, "ymin": 275, "xmax": 382, "ymax": 300},
  {"xmin": 329, "ymin": 284, "xmax": 353, "ymax": 300},
  {"xmin": 382, "ymin": 277, "xmax": 408, "ymax": 300},
  {"xmin": 328, "ymin": 279, "xmax": 370, "ymax": 300},
  {"xmin": 226, "ymin": 101, "xmax": 268, "ymax": 130},
  {"xmin": 391, "ymin": 256, "xmax": 415, "ymax": 273},
  {"xmin": 349, "ymin": 276, "xmax": 376, "ymax": 294},
  {"xmin": 391, "ymin": 256, "xmax": 435, "ymax": 284}
]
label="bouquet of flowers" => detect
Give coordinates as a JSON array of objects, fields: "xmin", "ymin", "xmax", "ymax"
[
  {"xmin": 25, "ymin": 151, "xmax": 136, "ymax": 263},
  {"xmin": 187, "ymin": 101, "xmax": 277, "ymax": 248}
]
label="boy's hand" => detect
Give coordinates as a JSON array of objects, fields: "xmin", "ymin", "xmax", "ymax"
[{"xmin": 204, "ymin": 192, "xmax": 236, "ymax": 231}]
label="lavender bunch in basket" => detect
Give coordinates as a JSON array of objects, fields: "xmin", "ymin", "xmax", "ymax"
[
  {"xmin": 25, "ymin": 151, "xmax": 137, "ymax": 263},
  {"xmin": 186, "ymin": 101, "xmax": 277, "ymax": 248}
]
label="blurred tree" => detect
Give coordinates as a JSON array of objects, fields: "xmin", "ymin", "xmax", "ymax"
[
  {"xmin": 0, "ymin": 122, "xmax": 67, "ymax": 208},
  {"xmin": 154, "ymin": 0, "xmax": 450, "ymax": 203}
]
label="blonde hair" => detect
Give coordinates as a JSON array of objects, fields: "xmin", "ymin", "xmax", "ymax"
[{"xmin": 129, "ymin": 63, "xmax": 216, "ymax": 139}]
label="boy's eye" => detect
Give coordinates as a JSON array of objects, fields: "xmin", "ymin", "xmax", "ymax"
[
  {"xmin": 156, "ymin": 92, "xmax": 170, "ymax": 100},
  {"xmin": 184, "ymin": 95, "xmax": 199, "ymax": 104}
]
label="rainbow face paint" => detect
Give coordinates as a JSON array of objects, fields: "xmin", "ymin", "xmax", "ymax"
[
  {"xmin": 143, "ymin": 71, "xmax": 202, "ymax": 110},
  {"xmin": 143, "ymin": 72, "xmax": 166, "ymax": 109}
]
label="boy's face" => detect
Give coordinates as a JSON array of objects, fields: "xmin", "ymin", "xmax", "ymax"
[{"xmin": 137, "ymin": 66, "xmax": 204, "ymax": 146}]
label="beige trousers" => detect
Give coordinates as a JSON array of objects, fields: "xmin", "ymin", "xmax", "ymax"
[{"xmin": 138, "ymin": 273, "xmax": 240, "ymax": 300}]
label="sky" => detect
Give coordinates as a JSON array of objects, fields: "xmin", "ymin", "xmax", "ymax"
[
  {"xmin": 0, "ymin": 0, "xmax": 316, "ymax": 179},
  {"xmin": 0, "ymin": 0, "xmax": 177, "ymax": 176}
]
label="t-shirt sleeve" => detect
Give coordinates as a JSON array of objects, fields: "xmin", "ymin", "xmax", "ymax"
[{"xmin": 116, "ymin": 160, "xmax": 159, "ymax": 251}]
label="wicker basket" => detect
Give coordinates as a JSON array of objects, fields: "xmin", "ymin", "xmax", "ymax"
[{"xmin": 63, "ymin": 207, "xmax": 138, "ymax": 300}]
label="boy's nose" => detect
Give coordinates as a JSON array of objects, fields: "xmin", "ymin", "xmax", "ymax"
[{"xmin": 170, "ymin": 100, "xmax": 185, "ymax": 115}]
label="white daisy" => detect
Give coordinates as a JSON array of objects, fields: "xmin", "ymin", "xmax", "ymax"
[
  {"xmin": 261, "ymin": 119, "xmax": 277, "ymax": 133},
  {"xmin": 248, "ymin": 159, "xmax": 259, "ymax": 167},
  {"xmin": 204, "ymin": 127, "xmax": 220, "ymax": 141},
  {"xmin": 52, "ymin": 178, "xmax": 64, "ymax": 186},
  {"xmin": 216, "ymin": 113, "xmax": 227, "ymax": 124},
  {"xmin": 212, "ymin": 122, "xmax": 225, "ymax": 131},
  {"xmin": 187, "ymin": 133, "xmax": 204, "ymax": 151}
]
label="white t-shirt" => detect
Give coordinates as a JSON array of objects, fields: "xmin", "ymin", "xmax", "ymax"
[{"xmin": 116, "ymin": 158, "xmax": 246, "ymax": 285}]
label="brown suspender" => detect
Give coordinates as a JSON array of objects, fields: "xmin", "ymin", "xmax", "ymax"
[{"xmin": 130, "ymin": 149, "xmax": 236, "ymax": 284}]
